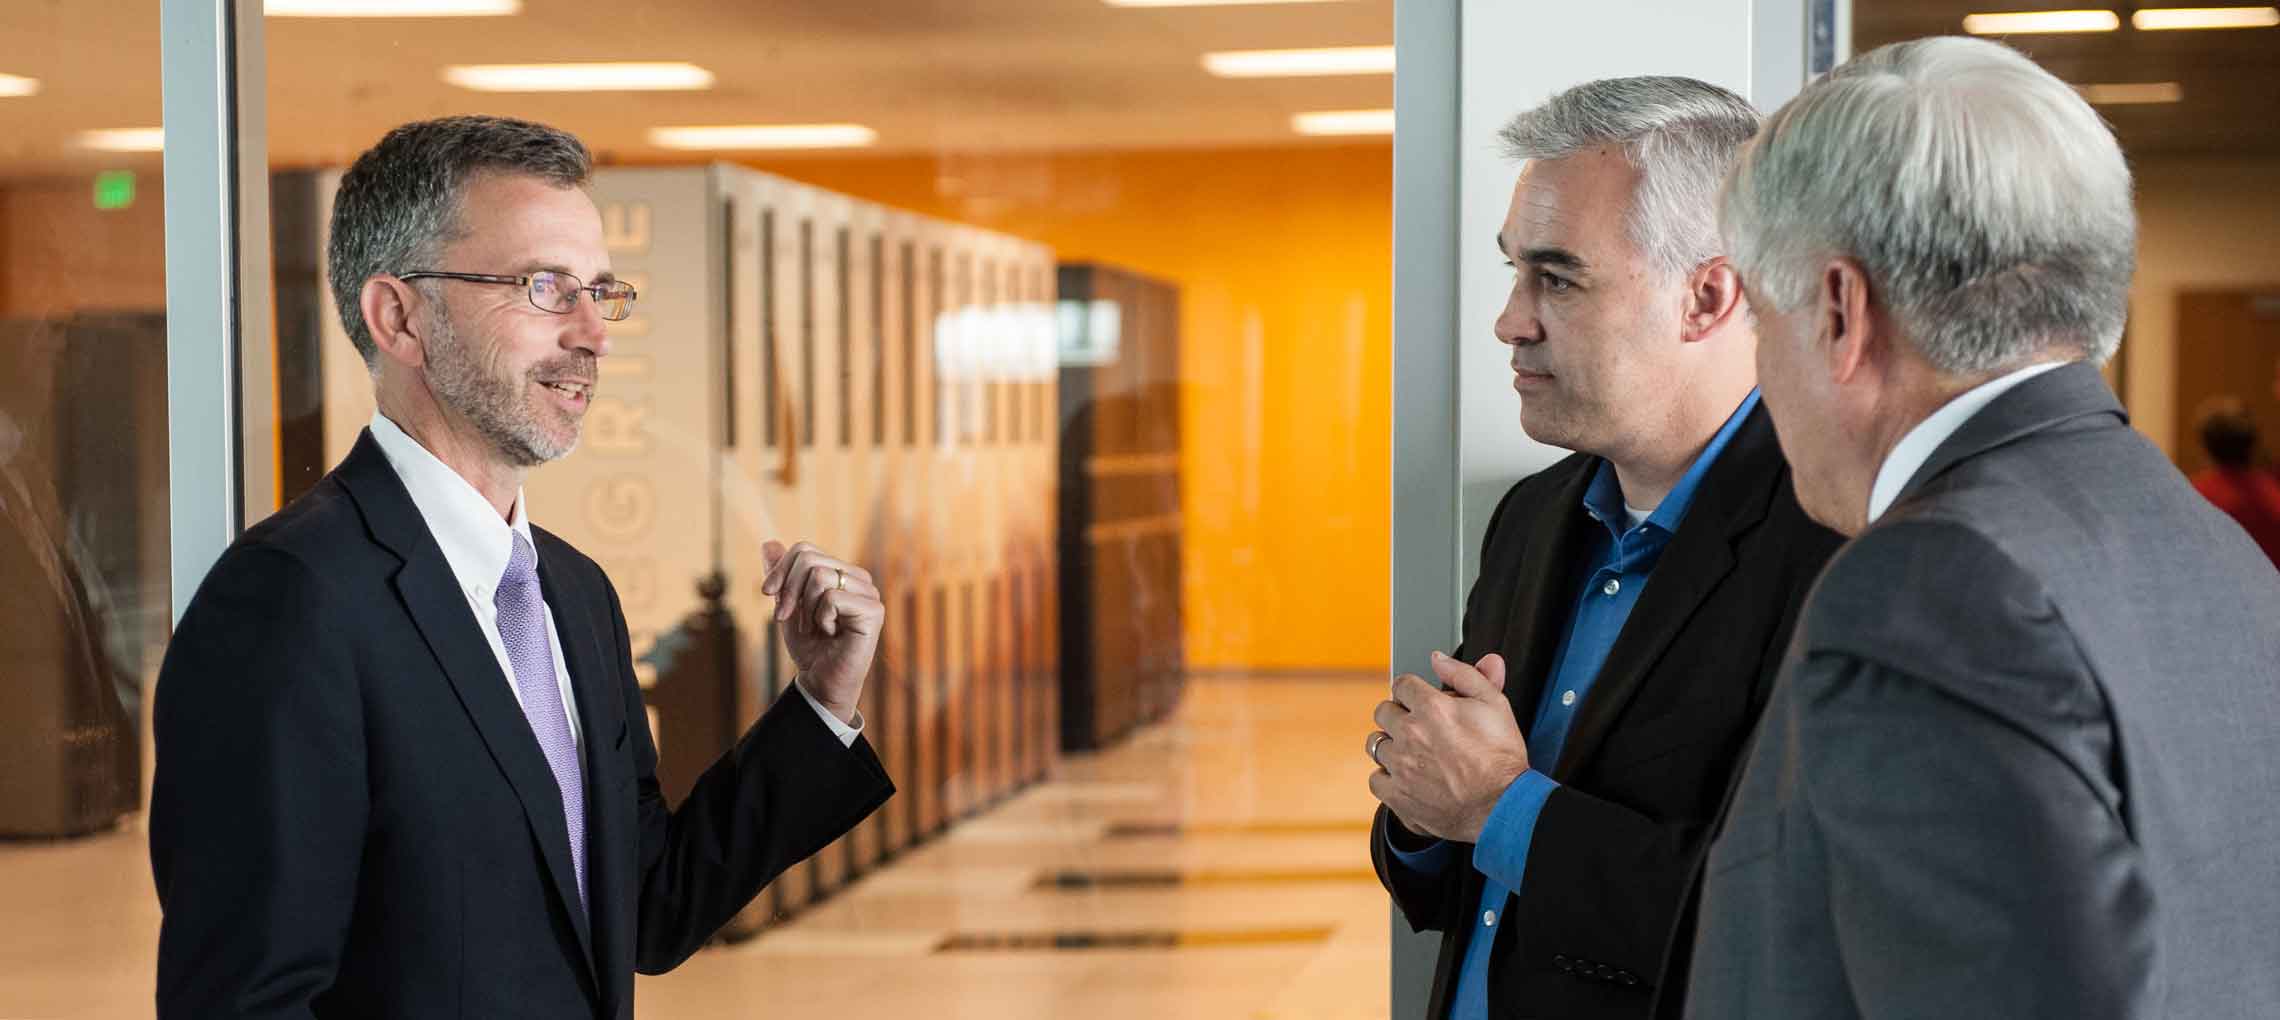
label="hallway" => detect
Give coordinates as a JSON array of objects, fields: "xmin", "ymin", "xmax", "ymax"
[{"xmin": 0, "ymin": 675, "xmax": 1392, "ymax": 1019}]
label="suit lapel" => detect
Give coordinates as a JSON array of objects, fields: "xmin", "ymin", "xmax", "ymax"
[
  {"xmin": 535, "ymin": 538, "xmax": 627, "ymax": 1010},
  {"xmin": 1497, "ymin": 465, "xmax": 1598, "ymax": 732},
  {"xmin": 336, "ymin": 431, "xmax": 600, "ymax": 991},
  {"xmin": 1550, "ymin": 407, "xmax": 1778, "ymax": 780}
]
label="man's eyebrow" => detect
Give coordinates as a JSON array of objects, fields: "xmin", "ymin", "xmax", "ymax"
[
  {"xmin": 1518, "ymin": 247, "xmax": 1590, "ymax": 275},
  {"xmin": 518, "ymin": 260, "xmax": 617, "ymax": 284}
]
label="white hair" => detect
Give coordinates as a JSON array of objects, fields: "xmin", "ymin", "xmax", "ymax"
[
  {"xmin": 1721, "ymin": 36, "xmax": 2135, "ymax": 373},
  {"xmin": 1499, "ymin": 76, "xmax": 1763, "ymax": 281}
]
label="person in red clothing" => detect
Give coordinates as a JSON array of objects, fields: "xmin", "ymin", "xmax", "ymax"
[{"xmin": 2189, "ymin": 396, "xmax": 2280, "ymax": 570}]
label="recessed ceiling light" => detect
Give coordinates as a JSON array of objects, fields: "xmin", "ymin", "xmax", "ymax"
[
  {"xmin": 80, "ymin": 128, "xmax": 165, "ymax": 153},
  {"xmin": 444, "ymin": 63, "xmax": 715, "ymax": 93},
  {"xmin": 1204, "ymin": 46, "xmax": 1395, "ymax": 78},
  {"xmin": 0, "ymin": 74, "xmax": 40, "ymax": 98},
  {"xmin": 1961, "ymin": 9, "xmax": 2122, "ymax": 34},
  {"xmin": 1292, "ymin": 109, "xmax": 1393, "ymax": 136},
  {"xmin": 2132, "ymin": 6, "xmax": 2279, "ymax": 29},
  {"xmin": 266, "ymin": 0, "xmax": 519, "ymax": 15},
  {"xmin": 1106, "ymin": 0, "xmax": 1343, "ymax": 6},
  {"xmin": 648, "ymin": 124, "xmax": 879, "ymax": 150},
  {"xmin": 2076, "ymin": 81, "xmax": 2185, "ymax": 104}
]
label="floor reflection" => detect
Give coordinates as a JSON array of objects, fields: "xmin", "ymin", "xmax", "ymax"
[{"xmin": 0, "ymin": 674, "xmax": 1389, "ymax": 1020}]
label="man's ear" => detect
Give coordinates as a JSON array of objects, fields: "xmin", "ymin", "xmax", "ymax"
[
  {"xmin": 361, "ymin": 275, "xmax": 429, "ymax": 369},
  {"xmin": 1820, "ymin": 258, "xmax": 1879, "ymax": 385},
  {"xmin": 1679, "ymin": 257, "xmax": 1746, "ymax": 343}
]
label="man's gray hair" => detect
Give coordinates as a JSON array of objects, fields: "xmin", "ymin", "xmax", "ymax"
[
  {"xmin": 1498, "ymin": 76, "xmax": 1762, "ymax": 281},
  {"xmin": 1721, "ymin": 36, "xmax": 2135, "ymax": 373},
  {"xmin": 327, "ymin": 115, "xmax": 592, "ymax": 367}
]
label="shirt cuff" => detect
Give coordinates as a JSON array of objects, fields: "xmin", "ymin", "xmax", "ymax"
[
  {"xmin": 1385, "ymin": 826, "xmax": 1452, "ymax": 875},
  {"xmin": 1471, "ymin": 770, "xmax": 1559, "ymax": 893},
  {"xmin": 794, "ymin": 676, "xmax": 863, "ymax": 748}
]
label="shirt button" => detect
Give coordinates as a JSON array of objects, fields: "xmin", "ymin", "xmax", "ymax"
[
  {"xmin": 1561, "ymin": 690, "xmax": 1577, "ymax": 707},
  {"xmin": 1482, "ymin": 910, "xmax": 1497, "ymax": 927},
  {"xmin": 1602, "ymin": 578, "xmax": 1621, "ymax": 596}
]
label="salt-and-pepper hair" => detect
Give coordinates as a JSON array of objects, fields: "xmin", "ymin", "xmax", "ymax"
[
  {"xmin": 327, "ymin": 116, "xmax": 593, "ymax": 368},
  {"xmin": 1498, "ymin": 76, "xmax": 1763, "ymax": 281},
  {"xmin": 1722, "ymin": 36, "xmax": 2135, "ymax": 373}
]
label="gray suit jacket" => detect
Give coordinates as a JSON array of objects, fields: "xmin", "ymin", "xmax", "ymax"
[{"xmin": 1682, "ymin": 363, "xmax": 2280, "ymax": 1020}]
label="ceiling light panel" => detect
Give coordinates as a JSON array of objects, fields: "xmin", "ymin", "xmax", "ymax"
[
  {"xmin": 1105, "ymin": 0, "xmax": 1344, "ymax": 7},
  {"xmin": 2131, "ymin": 6, "xmax": 2280, "ymax": 29},
  {"xmin": 0, "ymin": 74, "xmax": 40, "ymax": 98},
  {"xmin": 80, "ymin": 128, "xmax": 166, "ymax": 153},
  {"xmin": 1961, "ymin": 9, "xmax": 2122, "ymax": 34},
  {"xmin": 1204, "ymin": 46, "xmax": 1395, "ymax": 78},
  {"xmin": 648, "ymin": 124, "xmax": 879, "ymax": 150},
  {"xmin": 444, "ymin": 63, "xmax": 715, "ymax": 92},
  {"xmin": 1292, "ymin": 109, "xmax": 1393, "ymax": 136},
  {"xmin": 266, "ymin": 0, "xmax": 520, "ymax": 15}
]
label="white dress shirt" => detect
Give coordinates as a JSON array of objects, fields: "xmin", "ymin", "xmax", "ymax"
[
  {"xmin": 1867, "ymin": 361, "xmax": 2068, "ymax": 524},
  {"xmin": 368, "ymin": 413, "xmax": 861, "ymax": 748}
]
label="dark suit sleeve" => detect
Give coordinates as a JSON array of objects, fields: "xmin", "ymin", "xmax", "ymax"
[
  {"xmin": 610, "ymin": 576, "xmax": 896, "ymax": 973},
  {"xmin": 1369, "ymin": 477, "xmax": 1533, "ymax": 932},
  {"xmin": 1372, "ymin": 805, "xmax": 1461, "ymax": 933},
  {"xmin": 1791, "ymin": 651, "xmax": 2154, "ymax": 1019},
  {"xmin": 1516, "ymin": 787, "xmax": 1721, "ymax": 981},
  {"xmin": 151, "ymin": 546, "xmax": 365, "ymax": 1019}
]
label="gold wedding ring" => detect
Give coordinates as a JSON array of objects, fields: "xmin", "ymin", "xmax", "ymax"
[{"xmin": 835, "ymin": 567, "xmax": 847, "ymax": 592}]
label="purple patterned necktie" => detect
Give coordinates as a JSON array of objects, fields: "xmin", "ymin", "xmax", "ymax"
[{"xmin": 496, "ymin": 531, "xmax": 587, "ymax": 907}]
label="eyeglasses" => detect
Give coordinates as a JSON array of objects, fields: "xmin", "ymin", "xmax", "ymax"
[{"xmin": 398, "ymin": 270, "xmax": 638, "ymax": 322}]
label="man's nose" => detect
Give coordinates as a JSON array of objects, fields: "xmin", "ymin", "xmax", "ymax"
[
  {"xmin": 1495, "ymin": 285, "xmax": 1538, "ymax": 347},
  {"xmin": 562, "ymin": 292, "xmax": 611, "ymax": 358}
]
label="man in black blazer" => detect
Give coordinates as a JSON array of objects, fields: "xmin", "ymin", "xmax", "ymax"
[
  {"xmin": 1365, "ymin": 78, "xmax": 1840, "ymax": 1020},
  {"xmin": 150, "ymin": 116, "xmax": 894, "ymax": 1019}
]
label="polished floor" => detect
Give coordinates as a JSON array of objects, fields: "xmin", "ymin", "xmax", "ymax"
[{"xmin": 0, "ymin": 675, "xmax": 1391, "ymax": 1019}]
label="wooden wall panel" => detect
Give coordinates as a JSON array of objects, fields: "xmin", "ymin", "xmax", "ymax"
[{"xmin": 557, "ymin": 167, "xmax": 1060, "ymax": 936}]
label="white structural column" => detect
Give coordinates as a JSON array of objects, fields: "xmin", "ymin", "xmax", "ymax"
[
  {"xmin": 163, "ymin": 0, "xmax": 275, "ymax": 625},
  {"xmin": 1388, "ymin": 1, "xmax": 1839, "ymax": 1017}
]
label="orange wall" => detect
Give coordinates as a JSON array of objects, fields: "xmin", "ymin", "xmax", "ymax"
[{"xmin": 747, "ymin": 144, "xmax": 1391, "ymax": 671}]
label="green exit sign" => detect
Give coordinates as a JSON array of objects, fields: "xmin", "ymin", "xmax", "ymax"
[{"xmin": 93, "ymin": 170, "xmax": 136, "ymax": 211}]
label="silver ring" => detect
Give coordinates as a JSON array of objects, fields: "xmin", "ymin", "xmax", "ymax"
[
  {"xmin": 835, "ymin": 567, "xmax": 847, "ymax": 592},
  {"xmin": 1368, "ymin": 732, "xmax": 1389, "ymax": 770}
]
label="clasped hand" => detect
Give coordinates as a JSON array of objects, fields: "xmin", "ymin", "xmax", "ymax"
[{"xmin": 1366, "ymin": 651, "xmax": 1531, "ymax": 844}]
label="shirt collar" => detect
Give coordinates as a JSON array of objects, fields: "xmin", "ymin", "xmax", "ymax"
[
  {"xmin": 367, "ymin": 411, "xmax": 534, "ymax": 599},
  {"xmin": 1583, "ymin": 389, "xmax": 1762, "ymax": 541},
  {"xmin": 1867, "ymin": 361, "xmax": 2067, "ymax": 524}
]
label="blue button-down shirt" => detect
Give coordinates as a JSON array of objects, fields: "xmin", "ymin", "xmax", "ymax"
[{"xmin": 1389, "ymin": 391, "xmax": 1759, "ymax": 1020}]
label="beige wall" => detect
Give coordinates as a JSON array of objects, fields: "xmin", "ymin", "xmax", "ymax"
[
  {"xmin": 0, "ymin": 176, "xmax": 168, "ymax": 319},
  {"xmin": 2126, "ymin": 155, "xmax": 2280, "ymax": 458}
]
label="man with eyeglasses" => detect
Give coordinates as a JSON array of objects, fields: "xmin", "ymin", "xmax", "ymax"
[{"xmin": 150, "ymin": 116, "xmax": 895, "ymax": 1020}]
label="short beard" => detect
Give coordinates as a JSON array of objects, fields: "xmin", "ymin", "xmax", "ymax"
[{"xmin": 423, "ymin": 310, "xmax": 580, "ymax": 467}]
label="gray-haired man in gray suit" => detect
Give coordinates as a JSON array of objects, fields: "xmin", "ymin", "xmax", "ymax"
[{"xmin": 1676, "ymin": 36, "xmax": 2280, "ymax": 1020}]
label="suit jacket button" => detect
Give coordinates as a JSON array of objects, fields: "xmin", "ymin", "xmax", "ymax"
[
  {"xmin": 1554, "ymin": 955, "xmax": 1572, "ymax": 972},
  {"xmin": 1621, "ymin": 972, "xmax": 1640, "ymax": 986}
]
